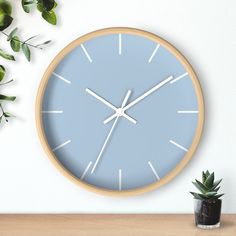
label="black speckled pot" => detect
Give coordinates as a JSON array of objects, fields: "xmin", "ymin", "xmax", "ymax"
[{"xmin": 194, "ymin": 199, "xmax": 222, "ymax": 229}]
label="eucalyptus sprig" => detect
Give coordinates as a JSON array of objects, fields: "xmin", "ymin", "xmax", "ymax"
[
  {"xmin": 0, "ymin": 65, "xmax": 15, "ymax": 123},
  {"xmin": 1, "ymin": 28, "xmax": 51, "ymax": 61},
  {"xmin": 0, "ymin": 0, "xmax": 58, "ymax": 125}
]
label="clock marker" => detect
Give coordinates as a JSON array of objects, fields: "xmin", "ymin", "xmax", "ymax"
[
  {"xmin": 41, "ymin": 110, "xmax": 63, "ymax": 114},
  {"xmin": 81, "ymin": 44, "xmax": 92, "ymax": 63},
  {"xmin": 80, "ymin": 161, "xmax": 92, "ymax": 180},
  {"xmin": 52, "ymin": 140, "xmax": 71, "ymax": 152},
  {"xmin": 170, "ymin": 72, "xmax": 188, "ymax": 84},
  {"xmin": 119, "ymin": 33, "xmax": 122, "ymax": 55},
  {"xmin": 169, "ymin": 140, "xmax": 188, "ymax": 152},
  {"xmin": 119, "ymin": 169, "xmax": 122, "ymax": 191},
  {"xmin": 148, "ymin": 161, "xmax": 160, "ymax": 180},
  {"xmin": 52, "ymin": 72, "xmax": 71, "ymax": 84},
  {"xmin": 148, "ymin": 44, "xmax": 160, "ymax": 63},
  {"xmin": 177, "ymin": 110, "xmax": 199, "ymax": 114}
]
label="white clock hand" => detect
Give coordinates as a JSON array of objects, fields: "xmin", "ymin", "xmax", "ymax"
[
  {"xmin": 91, "ymin": 90, "xmax": 131, "ymax": 174},
  {"xmin": 103, "ymin": 76, "xmax": 173, "ymax": 124},
  {"xmin": 86, "ymin": 88, "xmax": 136, "ymax": 124}
]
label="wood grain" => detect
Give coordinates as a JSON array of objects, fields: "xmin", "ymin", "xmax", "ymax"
[{"xmin": 0, "ymin": 214, "xmax": 234, "ymax": 236}]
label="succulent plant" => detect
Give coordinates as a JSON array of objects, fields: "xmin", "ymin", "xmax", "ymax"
[{"xmin": 190, "ymin": 170, "xmax": 224, "ymax": 200}]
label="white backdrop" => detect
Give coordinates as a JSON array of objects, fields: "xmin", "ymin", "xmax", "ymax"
[{"xmin": 0, "ymin": 0, "xmax": 235, "ymax": 213}]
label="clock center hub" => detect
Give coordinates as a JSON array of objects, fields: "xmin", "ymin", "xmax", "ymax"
[{"xmin": 117, "ymin": 108, "xmax": 124, "ymax": 117}]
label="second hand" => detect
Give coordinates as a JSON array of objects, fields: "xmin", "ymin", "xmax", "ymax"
[{"xmin": 91, "ymin": 90, "xmax": 131, "ymax": 174}]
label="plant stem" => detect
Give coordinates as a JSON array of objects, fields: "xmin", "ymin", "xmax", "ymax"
[
  {"xmin": 0, "ymin": 79, "xmax": 14, "ymax": 86},
  {"xmin": 0, "ymin": 103, "xmax": 4, "ymax": 114},
  {"xmin": 1, "ymin": 31, "xmax": 42, "ymax": 50}
]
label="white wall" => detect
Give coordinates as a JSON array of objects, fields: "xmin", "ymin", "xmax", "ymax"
[{"xmin": 0, "ymin": 0, "xmax": 235, "ymax": 213}]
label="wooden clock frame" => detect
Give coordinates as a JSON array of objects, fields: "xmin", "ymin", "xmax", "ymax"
[{"xmin": 35, "ymin": 27, "xmax": 204, "ymax": 196}]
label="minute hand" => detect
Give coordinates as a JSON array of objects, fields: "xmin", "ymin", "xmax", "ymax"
[
  {"xmin": 103, "ymin": 76, "xmax": 173, "ymax": 124},
  {"xmin": 123, "ymin": 75, "xmax": 173, "ymax": 112}
]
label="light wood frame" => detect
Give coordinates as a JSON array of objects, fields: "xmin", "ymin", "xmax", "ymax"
[{"xmin": 35, "ymin": 27, "xmax": 204, "ymax": 196}]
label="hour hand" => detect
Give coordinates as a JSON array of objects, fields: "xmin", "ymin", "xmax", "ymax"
[{"xmin": 85, "ymin": 88, "xmax": 136, "ymax": 124}]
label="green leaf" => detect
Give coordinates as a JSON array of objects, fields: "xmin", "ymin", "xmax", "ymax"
[
  {"xmin": 210, "ymin": 179, "xmax": 222, "ymax": 191},
  {"xmin": 21, "ymin": 43, "xmax": 31, "ymax": 61},
  {"xmin": 0, "ymin": 0, "xmax": 12, "ymax": 15},
  {"xmin": 38, "ymin": 0, "xmax": 55, "ymax": 11},
  {"xmin": 205, "ymin": 191, "xmax": 218, "ymax": 197},
  {"xmin": 0, "ymin": 65, "xmax": 6, "ymax": 82},
  {"xmin": 190, "ymin": 192, "xmax": 203, "ymax": 200},
  {"xmin": 197, "ymin": 193, "xmax": 209, "ymax": 199},
  {"xmin": 10, "ymin": 36, "xmax": 21, "ymax": 52},
  {"xmin": 202, "ymin": 171, "xmax": 207, "ymax": 183},
  {"xmin": 0, "ymin": 14, "xmax": 13, "ymax": 31},
  {"xmin": 36, "ymin": 40, "xmax": 51, "ymax": 47},
  {"xmin": 205, "ymin": 172, "xmax": 214, "ymax": 188},
  {"xmin": 0, "ymin": 94, "xmax": 16, "ymax": 101},
  {"xmin": 3, "ymin": 112, "xmax": 13, "ymax": 117},
  {"xmin": 42, "ymin": 10, "xmax": 57, "ymax": 25},
  {"xmin": 0, "ymin": 49, "xmax": 15, "ymax": 60},
  {"xmin": 193, "ymin": 180, "xmax": 209, "ymax": 193},
  {"xmin": 212, "ymin": 186, "xmax": 220, "ymax": 193},
  {"xmin": 36, "ymin": 3, "xmax": 44, "ymax": 12},
  {"xmin": 205, "ymin": 170, "xmax": 210, "ymax": 178},
  {"xmin": 7, "ymin": 27, "xmax": 18, "ymax": 41},
  {"xmin": 213, "ymin": 194, "xmax": 224, "ymax": 199},
  {"xmin": 21, "ymin": 0, "xmax": 35, "ymax": 13}
]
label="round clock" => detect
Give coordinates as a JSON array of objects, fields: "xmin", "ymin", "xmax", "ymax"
[{"xmin": 36, "ymin": 27, "xmax": 204, "ymax": 196}]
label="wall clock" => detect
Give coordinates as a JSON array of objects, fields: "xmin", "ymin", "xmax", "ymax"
[{"xmin": 36, "ymin": 27, "xmax": 204, "ymax": 196}]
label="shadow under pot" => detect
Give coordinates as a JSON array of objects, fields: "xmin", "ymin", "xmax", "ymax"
[{"xmin": 194, "ymin": 198, "xmax": 222, "ymax": 229}]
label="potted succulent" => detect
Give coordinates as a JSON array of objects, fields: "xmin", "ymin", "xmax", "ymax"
[{"xmin": 190, "ymin": 170, "xmax": 224, "ymax": 229}]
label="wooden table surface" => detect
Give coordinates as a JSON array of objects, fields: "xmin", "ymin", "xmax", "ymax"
[{"xmin": 0, "ymin": 214, "xmax": 235, "ymax": 236}]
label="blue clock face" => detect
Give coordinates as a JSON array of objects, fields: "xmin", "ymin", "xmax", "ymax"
[{"xmin": 38, "ymin": 28, "xmax": 204, "ymax": 194}]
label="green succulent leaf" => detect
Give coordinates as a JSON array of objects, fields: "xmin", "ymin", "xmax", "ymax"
[
  {"xmin": 210, "ymin": 179, "xmax": 222, "ymax": 191},
  {"xmin": 202, "ymin": 171, "xmax": 207, "ymax": 183},
  {"xmin": 10, "ymin": 36, "xmax": 21, "ymax": 52},
  {"xmin": 214, "ymin": 194, "xmax": 224, "ymax": 199},
  {"xmin": 192, "ymin": 181, "xmax": 206, "ymax": 194},
  {"xmin": 204, "ymin": 172, "xmax": 214, "ymax": 188},
  {"xmin": 190, "ymin": 192, "xmax": 204, "ymax": 200},
  {"xmin": 0, "ymin": 65, "xmax": 6, "ymax": 82},
  {"xmin": 195, "ymin": 179, "xmax": 209, "ymax": 192},
  {"xmin": 42, "ymin": 10, "xmax": 57, "ymax": 25},
  {"xmin": 21, "ymin": 43, "xmax": 31, "ymax": 61},
  {"xmin": 0, "ymin": 49, "xmax": 15, "ymax": 60},
  {"xmin": 0, "ymin": 0, "xmax": 12, "ymax": 15},
  {"xmin": 205, "ymin": 170, "xmax": 210, "ymax": 178},
  {"xmin": 0, "ymin": 13, "xmax": 13, "ymax": 31},
  {"xmin": 205, "ymin": 191, "xmax": 218, "ymax": 197},
  {"xmin": 213, "ymin": 186, "xmax": 221, "ymax": 192},
  {"xmin": 0, "ymin": 94, "xmax": 16, "ymax": 101}
]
